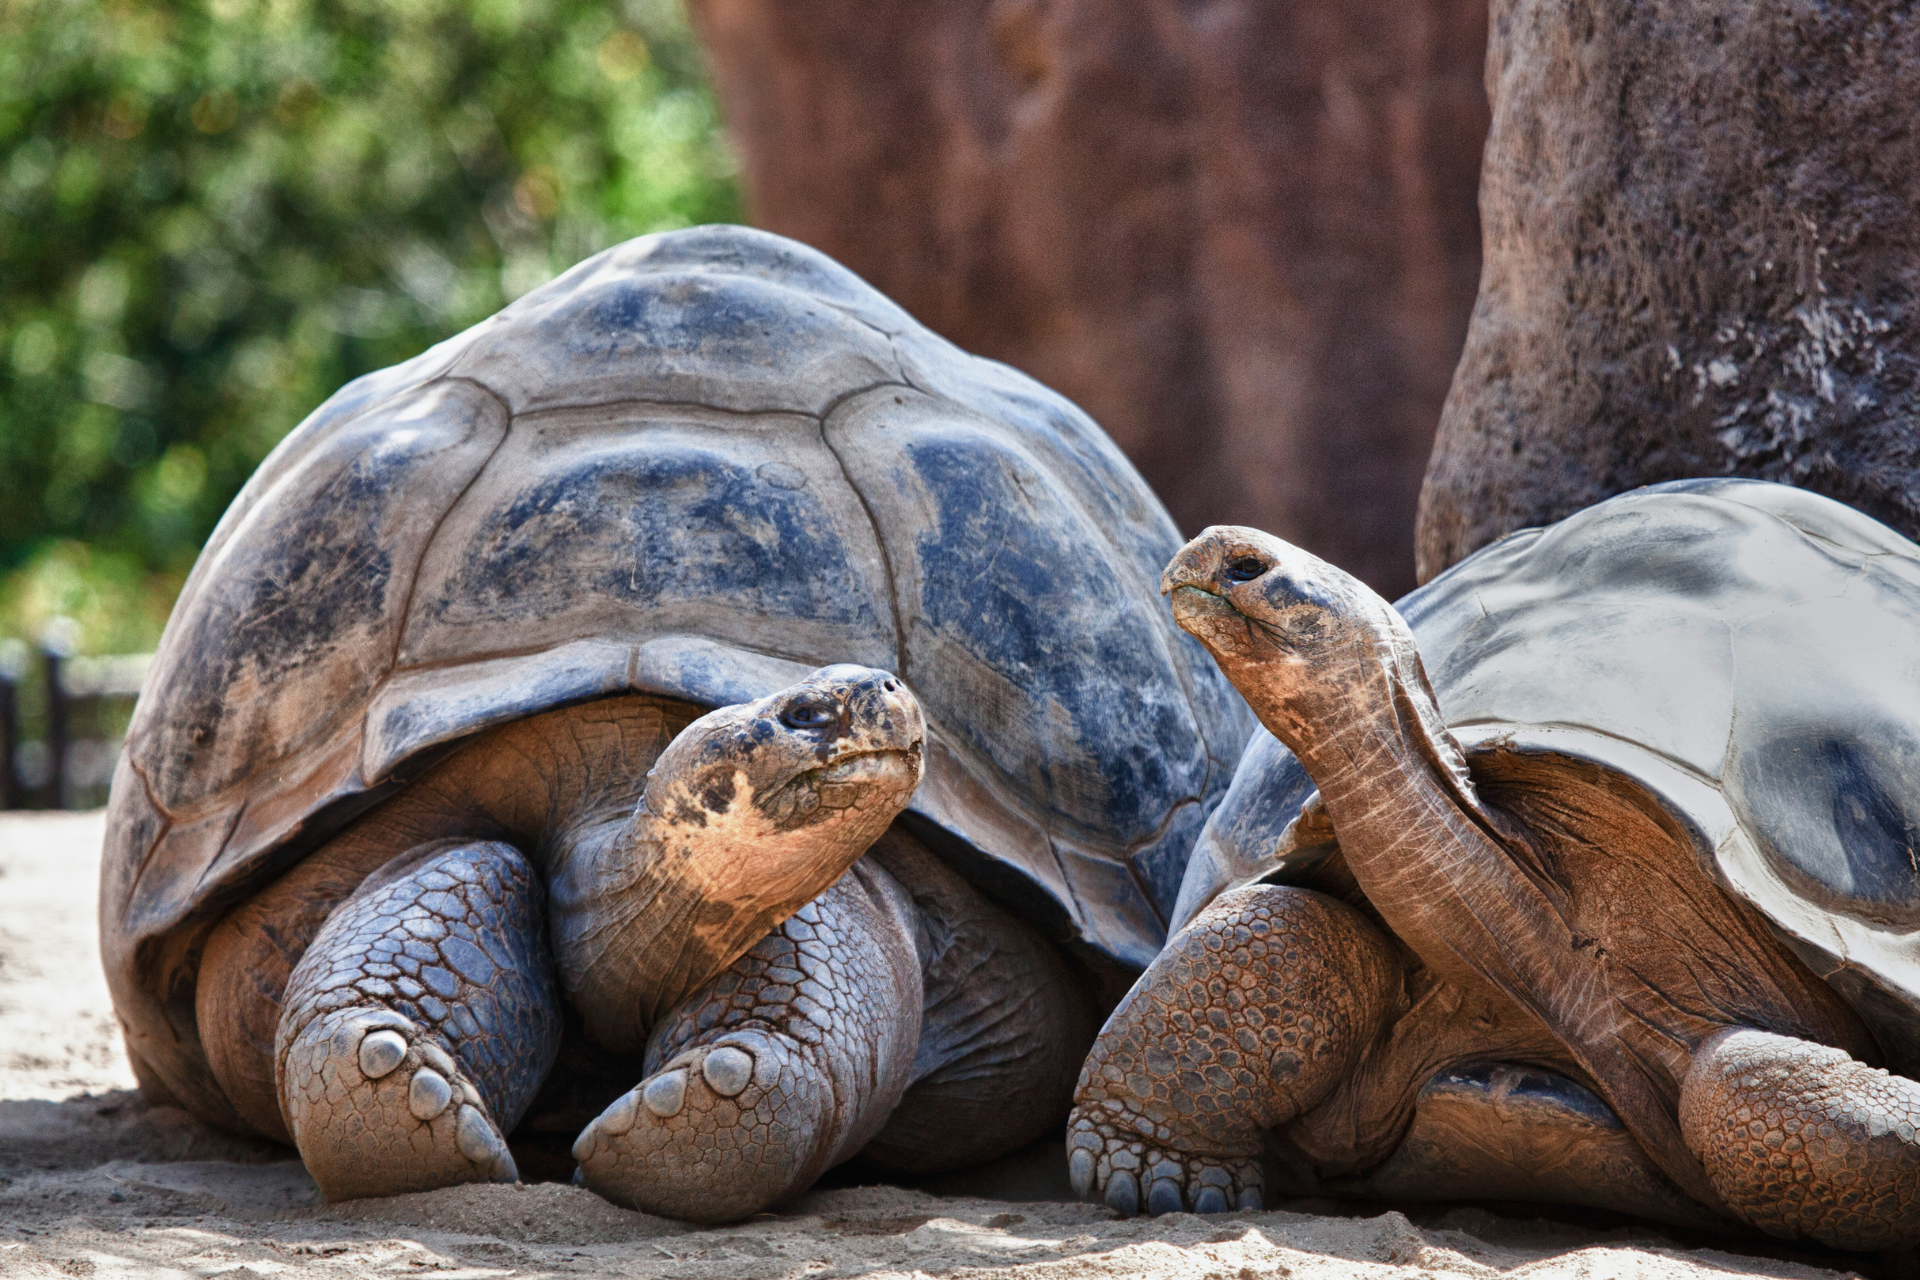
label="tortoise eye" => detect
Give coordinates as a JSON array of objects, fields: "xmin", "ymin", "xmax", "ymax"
[
  {"xmin": 781, "ymin": 699, "xmax": 838, "ymax": 730},
  {"xmin": 1224, "ymin": 556, "xmax": 1268, "ymax": 583}
]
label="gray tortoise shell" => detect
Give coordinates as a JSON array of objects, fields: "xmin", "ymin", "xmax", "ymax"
[
  {"xmin": 101, "ymin": 226, "xmax": 1252, "ymax": 1094},
  {"xmin": 1180, "ymin": 478, "xmax": 1920, "ymax": 1075}
]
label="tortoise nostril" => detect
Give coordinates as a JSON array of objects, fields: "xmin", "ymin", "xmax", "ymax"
[{"xmin": 882, "ymin": 679, "xmax": 900, "ymax": 693}]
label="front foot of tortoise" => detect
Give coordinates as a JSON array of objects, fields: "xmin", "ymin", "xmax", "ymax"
[
  {"xmin": 1067, "ymin": 884, "xmax": 1399, "ymax": 1217},
  {"xmin": 575, "ymin": 1031, "xmax": 828, "ymax": 1223},
  {"xmin": 272, "ymin": 839, "xmax": 560, "ymax": 1201},
  {"xmin": 1682, "ymin": 1028, "xmax": 1920, "ymax": 1251},
  {"xmin": 1075, "ymin": 858, "xmax": 1920, "ymax": 1248},
  {"xmin": 281, "ymin": 1007, "xmax": 516, "ymax": 1199},
  {"xmin": 578, "ymin": 865, "xmax": 924, "ymax": 1224},
  {"xmin": 1066, "ymin": 1108, "xmax": 1263, "ymax": 1215}
]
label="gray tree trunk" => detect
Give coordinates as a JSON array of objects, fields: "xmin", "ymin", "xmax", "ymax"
[{"xmin": 1419, "ymin": 0, "xmax": 1920, "ymax": 581}]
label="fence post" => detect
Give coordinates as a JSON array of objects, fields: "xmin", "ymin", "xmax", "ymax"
[
  {"xmin": 0, "ymin": 641, "xmax": 19, "ymax": 812},
  {"xmin": 43, "ymin": 646, "xmax": 67, "ymax": 811},
  {"xmin": 39, "ymin": 618, "xmax": 80, "ymax": 812}
]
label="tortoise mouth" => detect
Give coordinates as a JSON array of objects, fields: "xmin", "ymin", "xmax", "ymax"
[
  {"xmin": 1169, "ymin": 582, "xmax": 1244, "ymax": 628},
  {"xmin": 813, "ymin": 747, "xmax": 920, "ymax": 787}
]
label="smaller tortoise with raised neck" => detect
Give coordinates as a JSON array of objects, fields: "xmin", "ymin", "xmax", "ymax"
[{"xmin": 1071, "ymin": 480, "xmax": 1920, "ymax": 1253}]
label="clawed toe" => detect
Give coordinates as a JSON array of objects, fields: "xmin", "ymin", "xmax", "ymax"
[
  {"xmin": 1067, "ymin": 1106, "xmax": 1262, "ymax": 1217},
  {"xmin": 280, "ymin": 1007, "xmax": 516, "ymax": 1200},
  {"xmin": 642, "ymin": 1067, "xmax": 689, "ymax": 1116},
  {"xmin": 574, "ymin": 1032, "xmax": 828, "ymax": 1224}
]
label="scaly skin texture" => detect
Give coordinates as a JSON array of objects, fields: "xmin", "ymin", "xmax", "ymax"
[
  {"xmin": 275, "ymin": 841, "xmax": 557, "ymax": 1200},
  {"xmin": 1682, "ymin": 1029, "xmax": 1920, "ymax": 1251},
  {"xmin": 197, "ymin": 695, "xmax": 699, "ymax": 1144},
  {"xmin": 547, "ymin": 666, "xmax": 925, "ymax": 1050},
  {"xmin": 1068, "ymin": 884, "xmax": 1400, "ymax": 1215},
  {"xmin": 861, "ymin": 827, "xmax": 1098, "ymax": 1173},
  {"xmin": 573, "ymin": 859, "xmax": 922, "ymax": 1223},
  {"xmin": 201, "ymin": 670, "xmax": 926, "ymax": 1214},
  {"xmin": 1106, "ymin": 522, "xmax": 1920, "ymax": 1251},
  {"xmin": 205, "ymin": 668, "xmax": 1092, "ymax": 1220}
]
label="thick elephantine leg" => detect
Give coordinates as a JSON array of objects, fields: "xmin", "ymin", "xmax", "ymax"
[
  {"xmin": 573, "ymin": 859, "xmax": 922, "ymax": 1224},
  {"xmin": 1681, "ymin": 1027, "xmax": 1920, "ymax": 1250},
  {"xmin": 276, "ymin": 840, "xmax": 562, "ymax": 1201},
  {"xmin": 1068, "ymin": 884, "xmax": 1400, "ymax": 1215},
  {"xmin": 859, "ymin": 828, "xmax": 1098, "ymax": 1172}
]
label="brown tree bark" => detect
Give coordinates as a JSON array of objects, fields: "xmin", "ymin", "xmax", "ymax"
[
  {"xmin": 688, "ymin": 0, "xmax": 1489, "ymax": 596},
  {"xmin": 1419, "ymin": 0, "xmax": 1920, "ymax": 582}
]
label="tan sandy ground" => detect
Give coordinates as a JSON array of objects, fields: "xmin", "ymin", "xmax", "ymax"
[{"xmin": 0, "ymin": 812, "xmax": 1882, "ymax": 1280}]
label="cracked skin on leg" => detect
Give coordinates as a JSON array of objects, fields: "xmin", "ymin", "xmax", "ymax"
[
  {"xmin": 573, "ymin": 858, "xmax": 923, "ymax": 1223},
  {"xmin": 1069, "ymin": 883, "xmax": 1399, "ymax": 1215},
  {"xmin": 275, "ymin": 839, "xmax": 557, "ymax": 1199}
]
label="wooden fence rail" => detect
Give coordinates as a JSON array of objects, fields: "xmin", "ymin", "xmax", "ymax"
[{"xmin": 0, "ymin": 638, "xmax": 151, "ymax": 811}]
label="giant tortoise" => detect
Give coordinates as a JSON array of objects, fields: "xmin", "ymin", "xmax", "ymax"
[
  {"xmin": 1069, "ymin": 478, "xmax": 1920, "ymax": 1252},
  {"xmin": 100, "ymin": 225, "xmax": 1250, "ymax": 1222}
]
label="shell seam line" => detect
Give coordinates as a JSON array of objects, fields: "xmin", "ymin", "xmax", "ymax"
[
  {"xmin": 808, "ymin": 371, "xmax": 1108, "ymax": 936},
  {"xmin": 125, "ymin": 754, "xmax": 175, "ymax": 893},
  {"xmin": 128, "ymin": 376, "xmax": 514, "ymax": 872},
  {"xmin": 809, "ymin": 382, "xmax": 914, "ymax": 684},
  {"xmin": 1451, "ymin": 718, "xmax": 1723, "ymax": 787},
  {"xmin": 881, "ymin": 336, "xmax": 1092, "ymax": 870},
  {"xmin": 812, "ymin": 296, "xmax": 905, "ymax": 341},
  {"xmin": 1721, "ymin": 617, "xmax": 1739, "ymax": 782},
  {"xmin": 382, "ymin": 634, "xmax": 822, "ymax": 680},
  {"xmin": 1120, "ymin": 794, "xmax": 1205, "ymax": 932},
  {"xmin": 183, "ymin": 803, "xmax": 247, "ymax": 922},
  {"xmin": 385, "ymin": 376, "xmax": 514, "ymax": 676},
  {"xmin": 1042, "ymin": 833, "xmax": 1083, "ymax": 935},
  {"xmin": 1122, "ymin": 793, "xmax": 1203, "ymax": 857},
  {"xmin": 888, "ymin": 321, "xmax": 1236, "ymax": 830},
  {"xmin": 499, "ymin": 384, "xmax": 910, "ymax": 424},
  {"xmin": 357, "ymin": 369, "xmax": 903, "ymax": 700},
  {"xmin": 329, "ymin": 372, "xmax": 514, "ymax": 806},
  {"xmin": 127, "ymin": 373, "xmax": 912, "ymax": 923}
]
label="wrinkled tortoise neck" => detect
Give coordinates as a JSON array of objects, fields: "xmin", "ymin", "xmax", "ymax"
[
  {"xmin": 1258, "ymin": 613, "xmax": 1517, "ymax": 982},
  {"xmin": 543, "ymin": 803, "xmax": 694, "ymax": 1053},
  {"xmin": 1250, "ymin": 597, "xmax": 1733, "ymax": 1212},
  {"xmin": 545, "ymin": 759, "xmax": 910, "ymax": 1057},
  {"xmin": 543, "ymin": 788, "xmax": 788, "ymax": 1056},
  {"xmin": 375, "ymin": 697, "xmax": 774, "ymax": 1055}
]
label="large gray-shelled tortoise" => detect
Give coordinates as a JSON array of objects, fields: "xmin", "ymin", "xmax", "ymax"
[
  {"xmin": 1068, "ymin": 478, "xmax": 1920, "ymax": 1253},
  {"xmin": 99, "ymin": 225, "xmax": 1251, "ymax": 1223}
]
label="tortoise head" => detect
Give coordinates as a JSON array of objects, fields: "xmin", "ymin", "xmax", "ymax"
[
  {"xmin": 556, "ymin": 665, "xmax": 924, "ymax": 1046},
  {"xmin": 640, "ymin": 664, "xmax": 925, "ymax": 839},
  {"xmin": 1161, "ymin": 526, "xmax": 1397, "ymax": 739}
]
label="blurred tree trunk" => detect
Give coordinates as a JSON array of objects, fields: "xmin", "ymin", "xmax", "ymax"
[
  {"xmin": 1419, "ymin": 0, "xmax": 1920, "ymax": 581},
  {"xmin": 687, "ymin": 0, "xmax": 1488, "ymax": 596}
]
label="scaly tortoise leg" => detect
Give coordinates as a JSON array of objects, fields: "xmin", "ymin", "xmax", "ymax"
[
  {"xmin": 1681, "ymin": 1027, "xmax": 1920, "ymax": 1250},
  {"xmin": 1067, "ymin": 884, "xmax": 1400, "ymax": 1215},
  {"xmin": 275, "ymin": 840, "xmax": 562, "ymax": 1200},
  {"xmin": 857, "ymin": 827, "xmax": 1098, "ymax": 1173},
  {"xmin": 573, "ymin": 858, "xmax": 923, "ymax": 1224}
]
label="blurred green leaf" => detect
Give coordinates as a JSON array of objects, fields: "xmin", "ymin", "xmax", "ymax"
[{"xmin": 0, "ymin": 0, "xmax": 739, "ymax": 653}]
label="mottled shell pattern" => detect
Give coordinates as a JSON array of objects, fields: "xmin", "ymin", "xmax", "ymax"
[{"xmin": 101, "ymin": 226, "xmax": 1252, "ymax": 1111}]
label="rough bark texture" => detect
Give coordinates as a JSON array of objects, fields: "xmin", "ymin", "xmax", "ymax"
[
  {"xmin": 687, "ymin": 0, "xmax": 1488, "ymax": 596},
  {"xmin": 1418, "ymin": 0, "xmax": 1920, "ymax": 581}
]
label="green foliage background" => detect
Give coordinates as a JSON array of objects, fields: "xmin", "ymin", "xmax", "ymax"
[{"xmin": 0, "ymin": 0, "xmax": 739, "ymax": 655}]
